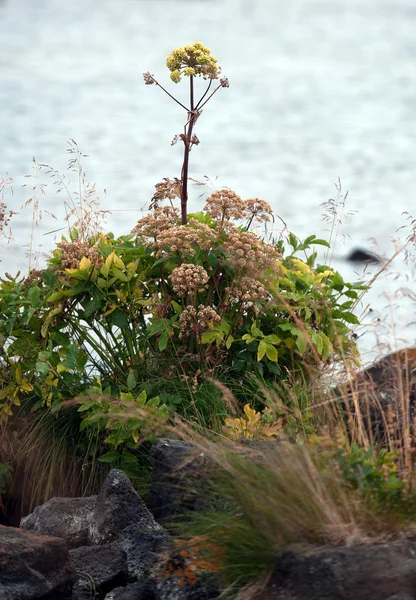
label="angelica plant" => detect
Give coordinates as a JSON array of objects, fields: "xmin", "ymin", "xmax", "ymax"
[{"xmin": 143, "ymin": 42, "xmax": 229, "ymax": 225}]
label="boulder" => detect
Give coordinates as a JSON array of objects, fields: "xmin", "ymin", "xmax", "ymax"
[
  {"xmin": 154, "ymin": 570, "xmax": 220, "ymax": 600},
  {"xmin": 89, "ymin": 469, "xmax": 164, "ymax": 545},
  {"xmin": 70, "ymin": 542, "xmax": 128, "ymax": 598},
  {"xmin": 20, "ymin": 495, "xmax": 97, "ymax": 549},
  {"xmin": 119, "ymin": 523, "xmax": 172, "ymax": 582},
  {"xmin": 346, "ymin": 248, "xmax": 382, "ymax": 264},
  {"xmin": 104, "ymin": 580, "xmax": 157, "ymax": 600},
  {"xmin": 337, "ymin": 347, "xmax": 416, "ymax": 443},
  {"xmin": 0, "ymin": 524, "xmax": 74, "ymax": 600},
  {"xmin": 149, "ymin": 438, "xmax": 279, "ymax": 523},
  {"xmin": 105, "ymin": 572, "xmax": 220, "ymax": 600},
  {"xmin": 266, "ymin": 540, "xmax": 416, "ymax": 599},
  {"xmin": 149, "ymin": 439, "xmax": 214, "ymax": 523}
]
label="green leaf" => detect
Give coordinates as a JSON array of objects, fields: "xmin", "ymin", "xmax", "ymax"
[
  {"xmin": 98, "ymin": 451, "xmax": 121, "ymax": 463},
  {"xmin": 295, "ymin": 329, "xmax": 310, "ymax": 354},
  {"xmin": 257, "ymin": 340, "xmax": 267, "ymax": 362},
  {"xmin": 47, "ymin": 291, "xmax": 64, "ymax": 303},
  {"xmin": 250, "ymin": 321, "xmax": 263, "ymax": 338},
  {"xmin": 331, "ymin": 272, "xmax": 345, "ymax": 291},
  {"xmin": 28, "ymin": 286, "xmax": 41, "ymax": 306},
  {"xmin": 112, "ymin": 268, "xmax": 128, "ymax": 282},
  {"xmin": 127, "ymin": 369, "xmax": 136, "ymax": 391},
  {"xmin": 158, "ymin": 329, "xmax": 169, "ymax": 351},
  {"xmin": 84, "ymin": 297, "xmax": 102, "ymax": 319},
  {"xmin": 311, "ymin": 331, "xmax": 323, "ymax": 355},
  {"xmin": 201, "ymin": 331, "xmax": 218, "ymax": 344},
  {"xmin": 135, "ymin": 391, "xmax": 147, "ymax": 408},
  {"xmin": 36, "ymin": 361, "xmax": 50, "ymax": 376},
  {"xmin": 264, "ymin": 334, "xmax": 280, "ymax": 345},
  {"xmin": 147, "ymin": 396, "xmax": 160, "ymax": 407},
  {"xmin": 265, "ymin": 343, "xmax": 278, "ymax": 362},
  {"xmin": 171, "ymin": 300, "xmax": 182, "ymax": 314},
  {"xmin": 107, "ymin": 308, "xmax": 128, "ymax": 329}
]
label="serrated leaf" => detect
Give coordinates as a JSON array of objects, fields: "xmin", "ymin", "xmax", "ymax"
[{"xmin": 147, "ymin": 396, "xmax": 160, "ymax": 407}]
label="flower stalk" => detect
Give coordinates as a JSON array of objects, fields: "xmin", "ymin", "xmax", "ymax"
[{"xmin": 143, "ymin": 42, "xmax": 228, "ymax": 225}]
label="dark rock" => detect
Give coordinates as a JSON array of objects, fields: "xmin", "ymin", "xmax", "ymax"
[
  {"xmin": 104, "ymin": 571, "xmax": 220, "ymax": 600},
  {"xmin": 119, "ymin": 523, "xmax": 172, "ymax": 582},
  {"xmin": 266, "ymin": 540, "xmax": 416, "ymax": 600},
  {"xmin": 89, "ymin": 469, "xmax": 162, "ymax": 545},
  {"xmin": 0, "ymin": 524, "xmax": 74, "ymax": 600},
  {"xmin": 149, "ymin": 438, "xmax": 280, "ymax": 524},
  {"xmin": 70, "ymin": 542, "xmax": 128, "ymax": 598},
  {"xmin": 20, "ymin": 495, "xmax": 97, "ymax": 549},
  {"xmin": 346, "ymin": 248, "xmax": 382, "ymax": 264},
  {"xmin": 155, "ymin": 571, "xmax": 220, "ymax": 600},
  {"xmin": 337, "ymin": 347, "xmax": 416, "ymax": 443},
  {"xmin": 104, "ymin": 579, "xmax": 158, "ymax": 600},
  {"xmin": 149, "ymin": 439, "xmax": 207, "ymax": 522}
]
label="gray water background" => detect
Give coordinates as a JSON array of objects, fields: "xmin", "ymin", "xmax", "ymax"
[{"xmin": 1, "ymin": 0, "xmax": 416, "ymax": 361}]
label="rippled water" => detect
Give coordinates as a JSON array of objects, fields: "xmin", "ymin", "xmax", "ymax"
[{"xmin": 1, "ymin": 0, "xmax": 415, "ymax": 359}]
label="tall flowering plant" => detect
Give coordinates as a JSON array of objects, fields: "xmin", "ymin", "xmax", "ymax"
[{"xmin": 143, "ymin": 42, "xmax": 229, "ymax": 225}]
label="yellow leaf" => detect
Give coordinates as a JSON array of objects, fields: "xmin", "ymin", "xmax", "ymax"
[
  {"xmin": 20, "ymin": 381, "xmax": 33, "ymax": 392},
  {"xmin": 291, "ymin": 258, "xmax": 311, "ymax": 274},
  {"xmin": 79, "ymin": 256, "xmax": 93, "ymax": 271}
]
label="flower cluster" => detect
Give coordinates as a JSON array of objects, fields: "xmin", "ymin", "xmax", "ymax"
[
  {"xmin": 179, "ymin": 304, "xmax": 220, "ymax": 337},
  {"xmin": 143, "ymin": 71, "xmax": 155, "ymax": 85},
  {"xmin": 166, "ymin": 42, "xmax": 220, "ymax": 83},
  {"xmin": 155, "ymin": 219, "xmax": 218, "ymax": 258},
  {"xmin": 169, "ymin": 264, "xmax": 209, "ymax": 295},
  {"xmin": 58, "ymin": 240, "xmax": 103, "ymax": 271},
  {"xmin": 244, "ymin": 197, "xmax": 273, "ymax": 224},
  {"xmin": 227, "ymin": 276, "xmax": 269, "ymax": 309},
  {"xmin": 131, "ymin": 206, "xmax": 180, "ymax": 239},
  {"xmin": 222, "ymin": 229, "xmax": 280, "ymax": 271},
  {"xmin": 204, "ymin": 189, "xmax": 245, "ymax": 223},
  {"xmin": 0, "ymin": 198, "xmax": 15, "ymax": 237}
]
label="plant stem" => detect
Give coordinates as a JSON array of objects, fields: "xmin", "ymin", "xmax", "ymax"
[
  {"xmin": 197, "ymin": 83, "xmax": 222, "ymax": 111},
  {"xmin": 150, "ymin": 75, "xmax": 189, "ymax": 112},
  {"xmin": 180, "ymin": 76, "xmax": 196, "ymax": 225},
  {"xmin": 195, "ymin": 79, "xmax": 213, "ymax": 110}
]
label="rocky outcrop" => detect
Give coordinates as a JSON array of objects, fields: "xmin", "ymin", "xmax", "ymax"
[
  {"xmin": 89, "ymin": 469, "xmax": 162, "ymax": 545},
  {"xmin": 265, "ymin": 540, "xmax": 416, "ymax": 600},
  {"xmin": 70, "ymin": 542, "xmax": 128, "ymax": 598},
  {"xmin": 337, "ymin": 347, "xmax": 416, "ymax": 443},
  {"xmin": 10, "ymin": 440, "xmax": 416, "ymax": 600},
  {"xmin": 149, "ymin": 438, "xmax": 210, "ymax": 523},
  {"xmin": 0, "ymin": 524, "xmax": 74, "ymax": 600},
  {"xmin": 20, "ymin": 495, "xmax": 97, "ymax": 549}
]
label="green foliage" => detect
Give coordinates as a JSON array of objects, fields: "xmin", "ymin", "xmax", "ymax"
[
  {"xmin": 78, "ymin": 381, "xmax": 169, "ymax": 452},
  {"xmin": 0, "ymin": 211, "xmax": 363, "ymax": 424},
  {"xmin": 329, "ymin": 443, "xmax": 407, "ymax": 511}
]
